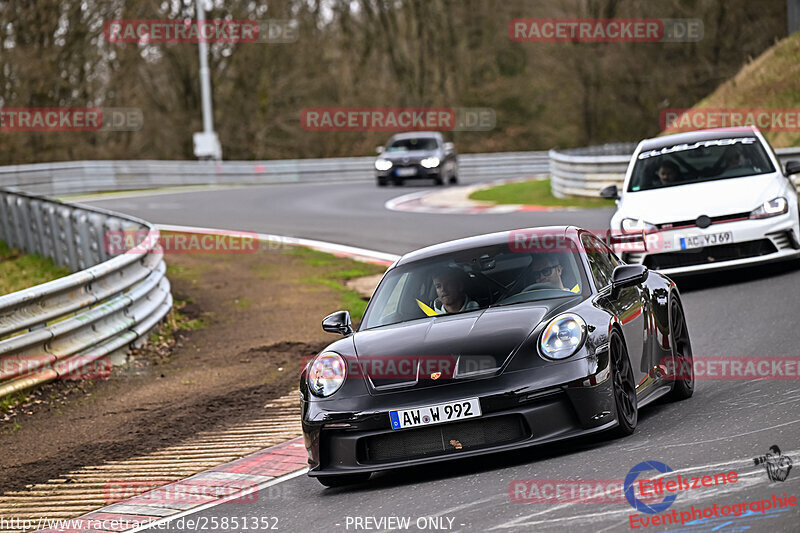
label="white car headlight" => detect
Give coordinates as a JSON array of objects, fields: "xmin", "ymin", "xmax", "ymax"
[
  {"xmin": 420, "ymin": 157, "xmax": 440, "ymax": 168},
  {"xmin": 539, "ymin": 313, "xmax": 587, "ymax": 360},
  {"xmin": 307, "ymin": 352, "xmax": 346, "ymax": 397},
  {"xmin": 375, "ymin": 159, "xmax": 393, "ymax": 171},
  {"xmin": 749, "ymin": 197, "xmax": 788, "ymax": 219},
  {"xmin": 621, "ymin": 218, "xmax": 657, "ymax": 234}
]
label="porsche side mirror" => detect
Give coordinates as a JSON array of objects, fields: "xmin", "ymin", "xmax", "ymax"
[
  {"xmin": 322, "ymin": 310, "xmax": 353, "ymax": 336},
  {"xmin": 600, "ymin": 184, "xmax": 620, "ymax": 200},
  {"xmin": 611, "ymin": 264, "xmax": 648, "ymax": 296},
  {"xmin": 376, "ymin": 146, "xmax": 384, "ymax": 154},
  {"xmin": 785, "ymin": 160, "xmax": 800, "ymax": 176}
]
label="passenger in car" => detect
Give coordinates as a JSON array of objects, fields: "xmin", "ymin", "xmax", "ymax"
[{"xmin": 719, "ymin": 146, "xmax": 750, "ymax": 171}]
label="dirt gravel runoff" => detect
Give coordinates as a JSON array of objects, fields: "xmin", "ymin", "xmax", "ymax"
[{"xmin": 0, "ymin": 242, "xmax": 383, "ymax": 494}]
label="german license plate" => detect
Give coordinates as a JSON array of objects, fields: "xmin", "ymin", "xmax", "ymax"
[
  {"xmin": 396, "ymin": 167, "xmax": 417, "ymax": 177},
  {"xmin": 389, "ymin": 398, "xmax": 481, "ymax": 430},
  {"xmin": 679, "ymin": 231, "xmax": 733, "ymax": 250}
]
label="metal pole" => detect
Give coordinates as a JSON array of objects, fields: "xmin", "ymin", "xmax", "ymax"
[
  {"xmin": 196, "ymin": 0, "xmax": 214, "ymax": 134},
  {"xmin": 790, "ymin": 0, "xmax": 800, "ymax": 34}
]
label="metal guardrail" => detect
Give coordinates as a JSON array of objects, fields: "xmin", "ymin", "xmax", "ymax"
[
  {"xmin": 0, "ymin": 188, "xmax": 172, "ymax": 398},
  {"xmin": 0, "ymin": 152, "xmax": 550, "ymax": 196},
  {"xmin": 550, "ymin": 144, "xmax": 800, "ymax": 198}
]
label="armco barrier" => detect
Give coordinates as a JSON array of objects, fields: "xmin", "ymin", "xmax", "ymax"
[
  {"xmin": 0, "ymin": 188, "xmax": 172, "ymax": 397},
  {"xmin": 550, "ymin": 144, "xmax": 800, "ymax": 198},
  {"xmin": 0, "ymin": 152, "xmax": 550, "ymax": 196}
]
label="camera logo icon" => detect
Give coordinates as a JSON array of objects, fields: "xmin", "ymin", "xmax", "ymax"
[{"xmin": 753, "ymin": 445, "xmax": 793, "ymax": 482}]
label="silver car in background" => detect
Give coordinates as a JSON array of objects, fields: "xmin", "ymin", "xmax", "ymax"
[{"xmin": 375, "ymin": 131, "xmax": 458, "ymax": 186}]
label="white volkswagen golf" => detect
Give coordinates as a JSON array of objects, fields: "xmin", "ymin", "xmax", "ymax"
[{"xmin": 601, "ymin": 127, "xmax": 800, "ymax": 274}]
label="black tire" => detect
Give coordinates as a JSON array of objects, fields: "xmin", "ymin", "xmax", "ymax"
[
  {"xmin": 609, "ymin": 330, "xmax": 638, "ymax": 437},
  {"xmin": 449, "ymin": 174, "xmax": 458, "ymax": 185},
  {"xmin": 316, "ymin": 473, "xmax": 371, "ymax": 487},
  {"xmin": 665, "ymin": 298, "xmax": 694, "ymax": 401},
  {"xmin": 433, "ymin": 176, "xmax": 444, "ymax": 186},
  {"xmin": 377, "ymin": 178, "xmax": 387, "ymax": 187}
]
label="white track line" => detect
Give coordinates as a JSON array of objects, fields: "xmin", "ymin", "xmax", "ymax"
[{"xmin": 156, "ymin": 224, "xmax": 400, "ymax": 264}]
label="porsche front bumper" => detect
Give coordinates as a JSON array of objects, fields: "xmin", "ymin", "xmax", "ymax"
[{"xmin": 302, "ymin": 353, "xmax": 619, "ymax": 477}]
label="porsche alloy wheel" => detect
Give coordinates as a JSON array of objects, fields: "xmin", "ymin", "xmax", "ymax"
[
  {"xmin": 610, "ymin": 330, "xmax": 637, "ymax": 436},
  {"xmin": 666, "ymin": 298, "xmax": 694, "ymax": 401}
]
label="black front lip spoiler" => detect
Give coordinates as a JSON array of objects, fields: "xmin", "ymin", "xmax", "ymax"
[{"xmin": 306, "ymin": 417, "xmax": 618, "ymax": 477}]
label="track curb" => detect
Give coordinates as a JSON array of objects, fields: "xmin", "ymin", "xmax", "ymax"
[
  {"xmin": 383, "ymin": 176, "xmax": 580, "ymax": 215},
  {"xmin": 35, "ymin": 439, "xmax": 308, "ymax": 533}
]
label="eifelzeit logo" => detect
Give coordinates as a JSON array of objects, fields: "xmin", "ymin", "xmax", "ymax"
[{"xmin": 753, "ymin": 445, "xmax": 793, "ymax": 482}]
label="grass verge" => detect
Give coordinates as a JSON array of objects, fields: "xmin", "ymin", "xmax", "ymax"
[
  {"xmin": 672, "ymin": 32, "xmax": 800, "ymax": 148},
  {"xmin": 0, "ymin": 241, "xmax": 71, "ymax": 295},
  {"xmin": 469, "ymin": 178, "xmax": 611, "ymax": 208},
  {"xmin": 287, "ymin": 246, "xmax": 386, "ymax": 323}
]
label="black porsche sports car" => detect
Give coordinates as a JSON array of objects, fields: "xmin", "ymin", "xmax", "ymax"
[{"xmin": 300, "ymin": 226, "xmax": 694, "ymax": 487}]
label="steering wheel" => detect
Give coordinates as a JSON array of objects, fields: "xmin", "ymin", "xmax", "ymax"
[{"xmin": 520, "ymin": 282, "xmax": 565, "ymax": 292}]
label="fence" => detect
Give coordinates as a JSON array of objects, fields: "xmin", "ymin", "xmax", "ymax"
[
  {"xmin": 0, "ymin": 189, "xmax": 171, "ymax": 397},
  {"xmin": 550, "ymin": 144, "xmax": 800, "ymax": 198}
]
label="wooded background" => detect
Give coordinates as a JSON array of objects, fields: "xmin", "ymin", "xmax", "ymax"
[{"xmin": 0, "ymin": 0, "xmax": 788, "ymax": 164}]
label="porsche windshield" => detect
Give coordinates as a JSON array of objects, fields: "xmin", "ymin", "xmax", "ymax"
[
  {"xmin": 360, "ymin": 247, "xmax": 585, "ymax": 329},
  {"xmin": 628, "ymin": 137, "xmax": 775, "ymax": 192}
]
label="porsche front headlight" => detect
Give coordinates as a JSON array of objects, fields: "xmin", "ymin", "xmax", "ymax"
[
  {"xmin": 420, "ymin": 157, "xmax": 440, "ymax": 168},
  {"xmin": 539, "ymin": 313, "xmax": 587, "ymax": 360},
  {"xmin": 375, "ymin": 159, "xmax": 393, "ymax": 171},
  {"xmin": 749, "ymin": 197, "xmax": 788, "ymax": 219},
  {"xmin": 307, "ymin": 351, "xmax": 346, "ymax": 397}
]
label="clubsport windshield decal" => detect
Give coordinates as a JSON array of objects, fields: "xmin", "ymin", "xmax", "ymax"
[{"xmin": 637, "ymin": 137, "xmax": 757, "ymax": 159}]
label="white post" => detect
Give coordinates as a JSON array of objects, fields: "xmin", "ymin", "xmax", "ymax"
[{"xmin": 193, "ymin": 0, "xmax": 222, "ymax": 160}]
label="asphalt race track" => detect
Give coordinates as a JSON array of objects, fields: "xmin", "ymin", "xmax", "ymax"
[
  {"xmin": 84, "ymin": 181, "xmax": 800, "ymax": 532},
  {"xmin": 78, "ymin": 178, "xmax": 606, "ymax": 254}
]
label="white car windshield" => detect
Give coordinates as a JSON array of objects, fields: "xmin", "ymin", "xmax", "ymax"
[
  {"xmin": 385, "ymin": 137, "xmax": 439, "ymax": 152},
  {"xmin": 628, "ymin": 137, "xmax": 775, "ymax": 192}
]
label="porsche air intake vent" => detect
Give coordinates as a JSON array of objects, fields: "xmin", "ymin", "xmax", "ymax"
[{"xmin": 359, "ymin": 415, "xmax": 529, "ymax": 464}]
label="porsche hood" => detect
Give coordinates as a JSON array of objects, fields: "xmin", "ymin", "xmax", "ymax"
[{"xmin": 352, "ymin": 303, "xmax": 558, "ymax": 393}]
